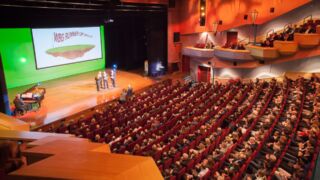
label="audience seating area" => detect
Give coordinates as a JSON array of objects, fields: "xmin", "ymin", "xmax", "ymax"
[
  {"xmin": 248, "ymin": 18, "xmax": 320, "ymax": 60},
  {"xmin": 46, "ymin": 75, "xmax": 320, "ymax": 179}
]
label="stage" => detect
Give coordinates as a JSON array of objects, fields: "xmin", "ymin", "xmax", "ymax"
[{"xmin": 8, "ymin": 70, "xmax": 155, "ymax": 129}]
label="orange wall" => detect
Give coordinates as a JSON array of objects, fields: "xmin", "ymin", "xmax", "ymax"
[
  {"xmin": 168, "ymin": 1, "xmax": 182, "ymax": 63},
  {"xmin": 178, "ymin": 0, "xmax": 311, "ymax": 34}
]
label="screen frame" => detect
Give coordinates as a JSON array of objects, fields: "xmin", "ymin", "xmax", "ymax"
[{"xmin": 31, "ymin": 26, "xmax": 104, "ymax": 70}]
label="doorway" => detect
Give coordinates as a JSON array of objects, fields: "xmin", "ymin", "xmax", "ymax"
[
  {"xmin": 226, "ymin": 31, "xmax": 238, "ymax": 47},
  {"xmin": 181, "ymin": 56, "xmax": 190, "ymax": 73},
  {"xmin": 198, "ymin": 66, "xmax": 211, "ymax": 82}
]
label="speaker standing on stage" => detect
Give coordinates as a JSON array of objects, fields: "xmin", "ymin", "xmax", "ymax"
[
  {"xmin": 102, "ymin": 71, "xmax": 109, "ymax": 89},
  {"xmin": 110, "ymin": 69, "xmax": 116, "ymax": 88},
  {"xmin": 95, "ymin": 71, "xmax": 102, "ymax": 91}
]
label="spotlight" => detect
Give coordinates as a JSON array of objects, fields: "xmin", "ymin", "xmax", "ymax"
[
  {"xmin": 20, "ymin": 57, "xmax": 27, "ymax": 63},
  {"xmin": 113, "ymin": 64, "xmax": 118, "ymax": 69},
  {"xmin": 156, "ymin": 62, "xmax": 164, "ymax": 72},
  {"xmin": 104, "ymin": 18, "xmax": 114, "ymax": 24}
]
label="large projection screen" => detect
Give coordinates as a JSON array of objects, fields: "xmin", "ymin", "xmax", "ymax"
[{"xmin": 32, "ymin": 27, "xmax": 102, "ymax": 69}]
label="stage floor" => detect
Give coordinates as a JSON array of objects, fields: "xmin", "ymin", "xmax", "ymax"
[{"xmin": 8, "ymin": 70, "xmax": 155, "ymax": 129}]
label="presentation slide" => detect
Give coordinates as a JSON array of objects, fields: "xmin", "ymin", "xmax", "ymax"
[{"xmin": 32, "ymin": 27, "xmax": 102, "ymax": 69}]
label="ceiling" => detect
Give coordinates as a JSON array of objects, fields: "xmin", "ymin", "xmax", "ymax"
[{"xmin": 0, "ymin": 0, "xmax": 165, "ymax": 12}]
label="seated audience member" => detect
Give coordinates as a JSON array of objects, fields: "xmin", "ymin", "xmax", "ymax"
[
  {"xmin": 280, "ymin": 33, "xmax": 293, "ymax": 41},
  {"xmin": 222, "ymin": 42, "xmax": 230, "ymax": 48},
  {"xmin": 300, "ymin": 24, "xmax": 316, "ymax": 34},
  {"xmin": 293, "ymin": 24, "xmax": 301, "ymax": 33},
  {"xmin": 119, "ymin": 89, "xmax": 127, "ymax": 103},
  {"xmin": 0, "ymin": 141, "xmax": 26, "ymax": 174},
  {"xmin": 261, "ymin": 39, "xmax": 273, "ymax": 47},
  {"xmin": 41, "ymin": 74, "xmax": 320, "ymax": 179},
  {"xmin": 13, "ymin": 94, "xmax": 31, "ymax": 115}
]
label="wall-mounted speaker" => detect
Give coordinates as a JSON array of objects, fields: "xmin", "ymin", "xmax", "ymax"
[
  {"xmin": 200, "ymin": 18, "xmax": 206, "ymax": 26},
  {"xmin": 233, "ymin": 62, "xmax": 237, "ymax": 66},
  {"xmin": 199, "ymin": 0, "xmax": 206, "ymax": 26},
  {"xmin": 169, "ymin": 0, "xmax": 175, "ymax": 8},
  {"xmin": 173, "ymin": 32, "xmax": 180, "ymax": 42},
  {"xmin": 244, "ymin": 14, "xmax": 248, "ymax": 20},
  {"xmin": 270, "ymin": 7, "xmax": 275, "ymax": 13},
  {"xmin": 219, "ymin": 20, "xmax": 223, "ymax": 25}
]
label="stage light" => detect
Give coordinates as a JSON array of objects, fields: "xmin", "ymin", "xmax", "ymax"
[
  {"xmin": 104, "ymin": 18, "xmax": 114, "ymax": 24},
  {"xmin": 201, "ymin": 12, "xmax": 205, "ymax": 17},
  {"xmin": 156, "ymin": 62, "xmax": 164, "ymax": 72},
  {"xmin": 20, "ymin": 57, "xmax": 27, "ymax": 63},
  {"xmin": 113, "ymin": 64, "xmax": 118, "ymax": 69},
  {"xmin": 201, "ymin": 6, "xmax": 204, "ymax": 10}
]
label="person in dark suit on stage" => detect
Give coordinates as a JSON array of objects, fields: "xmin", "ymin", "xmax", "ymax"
[
  {"xmin": 95, "ymin": 71, "xmax": 102, "ymax": 91},
  {"xmin": 102, "ymin": 71, "xmax": 109, "ymax": 89},
  {"xmin": 110, "ymin": 69, "xmax": 116, "ymax": 88}
]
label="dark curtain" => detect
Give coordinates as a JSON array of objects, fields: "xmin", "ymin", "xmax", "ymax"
[
  {"xmin": 105, "ymin": 10, "xmax": 167, "ymax": 71},
  {"xmin": 0, "ymin": 54, "xmax": 11, "ymax": 114}
]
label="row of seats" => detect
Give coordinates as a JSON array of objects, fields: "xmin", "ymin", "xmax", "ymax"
[{"xmin": 47, "ymin": 75, "xmax": 320, "ymax": 180}]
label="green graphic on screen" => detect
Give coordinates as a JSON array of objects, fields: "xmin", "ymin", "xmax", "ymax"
[
  {"xmin": 46, "ymin": 44, "xmax": 95, "ymax": 59},
  {"xmin": 0, "ymin": 26, "xmax": 105, "ymax": 89}
]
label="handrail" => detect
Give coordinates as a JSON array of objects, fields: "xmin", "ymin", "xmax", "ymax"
[
  {"xmin": 303, "ymin": 15, "xmax": 313, "ymax": 24},
  {"xmin": 238, "ymin": 38, "xmax": 249, "ymax": 44}
]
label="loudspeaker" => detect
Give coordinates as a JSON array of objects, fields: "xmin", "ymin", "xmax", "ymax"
[
  {"xmin": 233, "ymin": 62, "xmax": 237, "ymax": 66},
  {"xmin": 219, "ymin": 20, "xmax": 223, "ymax": 25},
  {"xmin": 259, "ymin": 60, "xmax": 265, "ymax": 64},
  {"xmin": 0, "ymin": 54, "xmax": 11, "ymax": 115},
  {"xmin": 244, "ymin": 14, "xmax": 248, "ymax": 20},
  {"xmin": 169, "ymin": 0, "xmax": 175, "ymax": 8},
  {"xmin": 199, "ymin": 0, "xmax": 206, "ymax": 26},
  {"xmin": 111, "ymin": 0, "xmax": 121, "ymax": 4},
  {"xmin": 270, "ymin": 7, "xmax": 275, "ymax": 13},
  {"xmin": 200, "ymin": 18, "xmax": 206, "ymax": 26},
  {"xmin": 173, "ymin": 32, "xmax": 180, "ymax": 42},
  {"xmin": 208, "ymin": 61, "xmax": 211, "ymax": 65}
]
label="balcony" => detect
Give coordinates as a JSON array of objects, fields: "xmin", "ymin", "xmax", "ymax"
[
  {"xmin": 214, "ymin": 47, "xmax": 254, "ymax": 61},
  {"xmin": 273, "ymin": 40, "xmax": 298, "ymax": 56},
  {"xmin": 246, "ymin": 45, "xmax": 279, "ymax": 60},
  {"xmin": 294, "ymin": 33, "xmax": 320, "ymax": 49},
  {"xmin": 182, "ymin": 46, "xmax": 215, "ymax": 58}
]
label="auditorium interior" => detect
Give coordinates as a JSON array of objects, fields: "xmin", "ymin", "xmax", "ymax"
[{"xmin": 0, "ymin": 0, "xmax": 320, "ymax": 179}]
